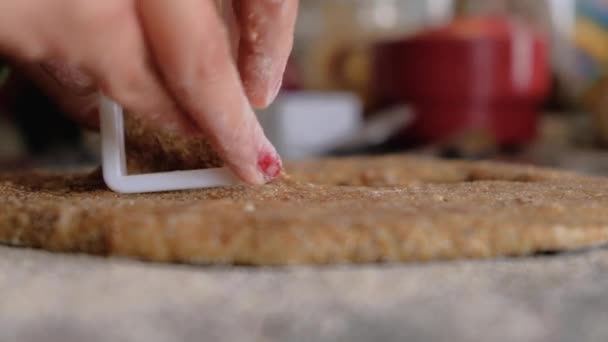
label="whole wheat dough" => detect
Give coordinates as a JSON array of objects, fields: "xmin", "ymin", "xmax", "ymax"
[
  {"xmin": 124, "ymin": 113, "xmax": 223, "ymax": 174},
  {"xmin": 1, "ymin": 155, "xmax": 608, "ymax": 265}
]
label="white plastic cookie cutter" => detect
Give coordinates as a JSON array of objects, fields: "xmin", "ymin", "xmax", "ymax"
[{"xmin": 99, "ymin": 96, "xmax": 239, "ymax": 194}]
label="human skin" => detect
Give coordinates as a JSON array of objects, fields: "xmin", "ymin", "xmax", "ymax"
[{"xmin": 0, "ymin": 0, "xmax": 298, "ymax": 184}]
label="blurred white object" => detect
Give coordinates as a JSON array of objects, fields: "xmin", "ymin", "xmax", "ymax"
[
  {"xmin": 426, "ymin": 0, "xmax": 455, "ymax": 26},
  {"xmin": 99, "ymin": 96, "xmax": 238, "ymax": 194},
  {"xmin": 332, "ymin": 105, "xmax": 414, "ymax": 151},
  {"xmin": 258, "ymin": 92, "xmax": 362, "ymax": 159},
  {"xmin": 547, "ymin": 0, "xmax": 579, "ymax": 98}
]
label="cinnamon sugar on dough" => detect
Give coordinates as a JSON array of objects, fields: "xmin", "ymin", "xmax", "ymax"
[
  {"xmin": 1, "ymin": 155, "xmax": 608, "ymax": 265},
  {"xmin": 124, "ymin": 113, "xmax": 223, "ymax": 174}
]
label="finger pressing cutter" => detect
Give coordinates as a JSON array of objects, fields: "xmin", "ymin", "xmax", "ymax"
[{"xmin": 99, "ymin": 96, "xmax": 238, "ymax": 194}]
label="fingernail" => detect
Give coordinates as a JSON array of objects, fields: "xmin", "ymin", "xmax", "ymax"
[
  {"xmin": 257, "ymin": 147, "xmax": 282, "ymax": 182},
  {"xmin": 265, "ymin": 76, "xmax": 283, "ymax": 106}
]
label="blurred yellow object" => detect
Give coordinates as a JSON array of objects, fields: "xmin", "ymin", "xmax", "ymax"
[
  {"xmin": 572, "ymin": 1, "xmax": 608, "ymax": 146},
  {"xmin": 574, "ymin": 18, "xmax": 608, "ymax": 63},
  {"xmin": 303, "ymin": 2, "xmax": 372, "ymax": 90}
]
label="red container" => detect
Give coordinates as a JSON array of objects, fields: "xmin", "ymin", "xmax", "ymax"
[{"xmin": 372, "ymin": 17, "xmax": 550, "ymax": 145}]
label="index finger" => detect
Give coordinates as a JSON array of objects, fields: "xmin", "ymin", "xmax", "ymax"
[{"xmin": 137, "ymin": 0, "xmax": 282, "ymax": 184}]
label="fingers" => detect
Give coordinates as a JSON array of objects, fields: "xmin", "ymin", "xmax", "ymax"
[
  {"xmin": 0, "ymin": 0, "xmax": 285, "ymax": 184},
  {"xmin": 71, "ymin": 1, "xmax": 196, "ymax": 134},
  {"xmin": 137, "ymin": 0, "xmax": 281, "ymax": 184},
  {"xmin": 3, "ymin": 0, "xmax": 196, "ymax": 134},
  {"xmin": 234, "ymin": 0, "xmax": 298, "ymax": 108}
]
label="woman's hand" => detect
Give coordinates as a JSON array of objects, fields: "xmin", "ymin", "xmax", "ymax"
[{"xmin": 0, "ymin": 0, "xmax": 298, "ymax": 184}]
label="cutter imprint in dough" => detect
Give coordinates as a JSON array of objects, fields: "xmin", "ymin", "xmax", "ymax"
[{"xmin": 1, "ymin": 155, "xmax": 608, "ymax": 265}]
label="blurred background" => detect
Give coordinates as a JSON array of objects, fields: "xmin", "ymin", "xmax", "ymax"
[{"xmin": 2, "ymin": 0, "xmax": 608, "ymax": 175}]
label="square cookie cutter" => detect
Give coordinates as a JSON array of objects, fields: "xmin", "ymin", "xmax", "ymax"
[{"xmin": 99, "ymin": 96, "xmax": 238, "ymax": 194}]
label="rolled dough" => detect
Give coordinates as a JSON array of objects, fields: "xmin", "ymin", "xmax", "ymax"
[
  {"xmin": 124, "ymin": 113, "xmax": 223, "ymax": 174},
  {"xmin": 1, "ymin": 155, "xmax": 608, "ymax": 265}
]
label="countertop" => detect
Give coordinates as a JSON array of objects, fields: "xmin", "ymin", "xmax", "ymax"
[{"xmin": 2, "ymin": 245, "xmax": 608, "ymax": 342}]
